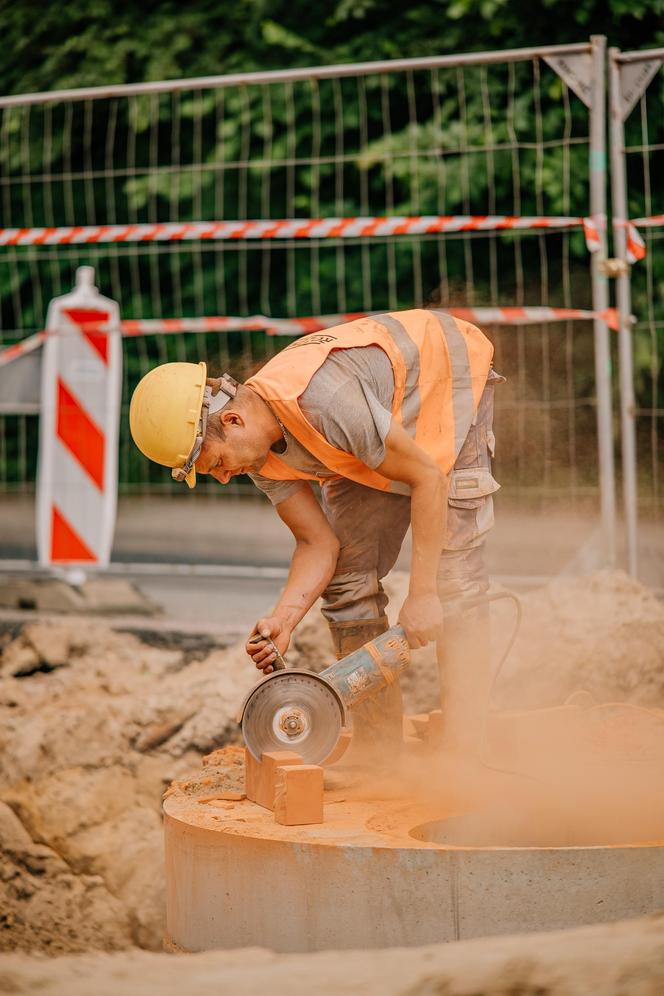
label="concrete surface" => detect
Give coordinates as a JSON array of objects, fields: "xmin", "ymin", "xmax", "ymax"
[
  {"xmin": 0, "ymin": 575, "xmax": 159, "ymax": 614},
  {"xmin": 1, "ymin": 495, "xmax": 662, "ymax": 636},
  {"xmin": 164, "ymin": 747, "xmax": 664, "ymax": 953},
  {"xmin": 1, "ymin": 494, "xmax": 663, "ymax": 585}
]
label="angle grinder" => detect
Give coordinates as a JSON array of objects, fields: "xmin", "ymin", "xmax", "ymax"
[
  {"xmin": 238, "ymin": 589, "xmax": 522, "ymax": 766},
  {"xmin": 238, "ymin": 626, "xmax": 410, "ymax": 764}
]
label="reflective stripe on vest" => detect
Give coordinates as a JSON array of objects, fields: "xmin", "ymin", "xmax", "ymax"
[
  {"xmin": 434, "ymin": 310, "xmax": 477, "ymax": 457},
  {"xmin": 246, "ymin": 309, "xmax": 493, "ymax": 492}
]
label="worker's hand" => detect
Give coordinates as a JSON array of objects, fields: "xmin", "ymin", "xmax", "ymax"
[
  {"xmin": 398, "ymin": 593, "xmax": 443, "ymax": 649},
  {"xmin": 246, "ymin": 617, "xmax": 292, "ymax": 674}
]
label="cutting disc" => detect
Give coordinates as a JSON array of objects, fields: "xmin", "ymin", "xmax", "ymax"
[{"xmin": 240, "ymin": 670, "xmax": 345, "ymax": 765}]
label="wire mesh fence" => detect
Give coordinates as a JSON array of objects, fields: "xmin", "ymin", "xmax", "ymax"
[
  {"xmin": 0, "ymin": 46, "xmax": 604, "ymax": 513},
  {"xmin": 617, "ymin": 59, "xmax": 664, "ymax": 517}
]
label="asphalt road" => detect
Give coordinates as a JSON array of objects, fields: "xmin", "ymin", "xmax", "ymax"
[{"xmin": 1, "ymin": 494, "xmax": 661, "ymax": 631}]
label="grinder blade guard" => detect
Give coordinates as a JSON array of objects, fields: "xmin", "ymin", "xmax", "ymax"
[
  {"xmin": 240, "ymin": 669, "xmax": 345, "ymax": 764},
  {"xmin": 238, "ymin": 626, "xmax": 409, "ymax": 766}
]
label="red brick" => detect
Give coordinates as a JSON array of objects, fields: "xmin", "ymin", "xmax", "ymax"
[
  {"xmin": 244, "ymin": 749, "xmax": 304, "ymax": 810},
  {"xmin": 274, "ymin": 764, "xmax": 324, "ymax": 826}
]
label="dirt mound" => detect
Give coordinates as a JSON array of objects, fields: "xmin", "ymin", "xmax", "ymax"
[
  {"xmin": 0, "ymin": 620, "xmax": 258, "ymax": 953},
  {"xmin": 0, "ymin": 914, "xmax": 663, "ymax": 995},
  {"xmin": 496, "ymin": 569, "xmax": 664, "ymax": 710},
  {"xmin": 0, "ymin": 800, "xmax": 131, "ymax": 954}
]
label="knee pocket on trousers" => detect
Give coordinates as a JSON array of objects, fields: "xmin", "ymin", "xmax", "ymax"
[{"xmin": 446, "ymin": 467, "xmax": 500, "ymax": 551}]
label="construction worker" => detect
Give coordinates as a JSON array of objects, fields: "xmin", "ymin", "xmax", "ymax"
[{"xmin": 130, "ymin": 309, "xmax": 502, "ymax": 755}]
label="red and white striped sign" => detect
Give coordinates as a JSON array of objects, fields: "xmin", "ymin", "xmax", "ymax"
[
  {"xmin": 0, "ymin": 214, "xmax": 600, "ymax": 249},
  {"xmin": 36, "ymin": 267, "xmax": 122, "ymax": 568}
]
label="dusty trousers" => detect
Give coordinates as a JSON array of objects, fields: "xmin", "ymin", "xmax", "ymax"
[{"xmin": 320, "ymin": 370, "xmax": 503, "ymax": 758}]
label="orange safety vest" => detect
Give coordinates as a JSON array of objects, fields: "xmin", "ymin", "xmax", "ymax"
[{"xmin": 246, "ymin": 309, "xmax": 494, "ymax": 493}]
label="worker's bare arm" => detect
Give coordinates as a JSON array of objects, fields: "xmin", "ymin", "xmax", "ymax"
[
  {"xmin": 246, "ymin": 484, "xmax": 340, "ymax": 672},
  {"xmin": 375, "ymin": 421, "xmax": 448, "ymax": 648}
]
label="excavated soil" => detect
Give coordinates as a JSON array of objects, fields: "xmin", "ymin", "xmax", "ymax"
[
  {"xmin": 0, "ymin": 569, "xmax": 663, "ymax": 960},
  {"xmin": 2, "ymin": 913, "xmax": 664, "ymax": 995}
]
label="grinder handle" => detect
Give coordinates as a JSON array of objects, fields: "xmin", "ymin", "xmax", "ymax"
[{"xmin": 248, "ymin": 633, "xmax": 287, "ymax": 671}]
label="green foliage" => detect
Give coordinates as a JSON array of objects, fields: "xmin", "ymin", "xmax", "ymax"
[
  {"xmin": 2, "ymin": 0, "xmax": 662, "ymax": 96},
  {"xmin": 0, "ymin": 0, "xmax": 662, "ymax": 493}
]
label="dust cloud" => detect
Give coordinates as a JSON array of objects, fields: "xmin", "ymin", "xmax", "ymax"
[{"xmin": 376, "ymin": 569, "xmax": 664, "ymax": 849}]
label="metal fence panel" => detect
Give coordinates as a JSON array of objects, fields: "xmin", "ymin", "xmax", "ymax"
[
  {"xmin": 609, "ymin": 46, "xmax": 664, "ymax": 578},
  {"xmin": 0, "ymin": 42, "xmax": 616, "ymax": 560}
]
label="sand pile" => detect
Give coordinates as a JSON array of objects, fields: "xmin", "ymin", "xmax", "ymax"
[
  {"xmin": 1, "ymin": 913, "xmax": 663, "ymax": 995},
  {"xmin": 496, "ymin": 569, "xmax": 664, "ymax": 710},
  {"xmin": 0, "ymin": 621, "xmax": 258, "ymax": 953},
  {"xmin": 1, "ymin": 568, "xmax": 662, "ymax": 956}
]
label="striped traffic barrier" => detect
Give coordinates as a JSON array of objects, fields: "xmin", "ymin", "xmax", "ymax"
[{"xmin": 36, "ymin": 267, "xmax": 122, "ymax": 569}]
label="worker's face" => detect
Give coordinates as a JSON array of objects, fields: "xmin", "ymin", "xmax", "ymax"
[{"xmin": 195, "ymin": 411, "xmax": 268, "ymax": 485}]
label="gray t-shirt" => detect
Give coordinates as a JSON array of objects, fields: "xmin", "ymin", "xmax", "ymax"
[{"xmin": 249, "ymin": 346, "xmax": 395, "ymax": 505}]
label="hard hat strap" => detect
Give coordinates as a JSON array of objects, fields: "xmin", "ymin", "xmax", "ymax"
[{"xmin": 171, "ymin": 373, "xmax": 238, "ymax": 482}]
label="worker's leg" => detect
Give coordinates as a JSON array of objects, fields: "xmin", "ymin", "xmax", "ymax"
[
  {"xmin": 320, "ymin": 478, "xmax": 411, "ymax": 758},
  {"xmin": 437, "ymin": 372, "xmax": 502, "ymax": 753},
  {"xmin": 437, "ymin": 546, "xmax": 491, "ymax": 752}
]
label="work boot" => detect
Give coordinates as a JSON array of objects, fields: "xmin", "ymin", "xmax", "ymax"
[{"xmin": 328, "ymin": 617, "xmax": 404, "ymax": 767}]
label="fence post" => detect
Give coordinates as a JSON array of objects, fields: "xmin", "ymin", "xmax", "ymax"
[
  {"xmin": 589, "ymin": 34, "xmax": 617, "ymax": 567},
  {"xmin": 608, "ymin": 48, "xmax": 639, "ymax": 577},
  {"xmin": 36, "ymin": 266, "xmax": 122, "ymax": 573}
]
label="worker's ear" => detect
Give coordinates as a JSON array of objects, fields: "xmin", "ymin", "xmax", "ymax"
[{"xmin": 220, "ymin": 408, "xmax": 244, "ymax": 429}]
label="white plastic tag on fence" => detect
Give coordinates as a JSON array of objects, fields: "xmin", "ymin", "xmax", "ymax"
[{"xmin": 36, "ymin": 266, "xmax": 122, "ymax": 570}]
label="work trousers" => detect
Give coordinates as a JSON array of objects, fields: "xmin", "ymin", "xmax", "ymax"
[{"xmin": 320, "ymin": 369, "xmax": 503, "ymax": 755}]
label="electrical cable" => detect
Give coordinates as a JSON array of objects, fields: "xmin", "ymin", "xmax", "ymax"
[{"xmin": 455, "ymin": 589, "xmax": 539, "ymax": 781}]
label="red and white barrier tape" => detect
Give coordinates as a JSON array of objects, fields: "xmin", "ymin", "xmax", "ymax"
[
  {"xmin": 0, "ymin": 215, "xmax": 600, "ymax": 249},
  {"xmin": 0, "ymin": 331, "xmax": 47, "ymax": 367},
  {"xmin": 120, "ymin": 316, "xmax": 323, "ymax": 337},
  {"xmin": 612, "ymin": 216, "xmax": 664, "ymax": 263},
  {"xmin": 6, "ymin": 212, "xmax": 658, "ymax": 262},
  {"xmin": 256, "ymin": 307, "xmax": 620, "ymax": 335},
  {"xmin": 631, "ymin": 215, "xmax": 664, "ymax": 229},
  {"xmin": 625, "ymin": 223, "xmax": 646, "ymax": 264},
  {"xmin": 0, "ymin": 306, "xmax": 621, "ymax": 368}
]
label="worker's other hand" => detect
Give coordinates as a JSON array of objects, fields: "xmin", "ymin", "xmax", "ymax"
[
  {"xmin": 398, "ymin": 593, "xmax": 443, "ymax": 649},
  {"xmin": 246, "ymin": 617, "xmax": 292, "ymax": 674}
]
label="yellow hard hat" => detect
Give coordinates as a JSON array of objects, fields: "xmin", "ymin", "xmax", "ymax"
[
  {"xmin": 130, "ymin": 360, "xmax": 239, "ymax": 489},
  {"xmin": 129, "ymin": 361, "xmax": 207, "ymax": 488}
]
